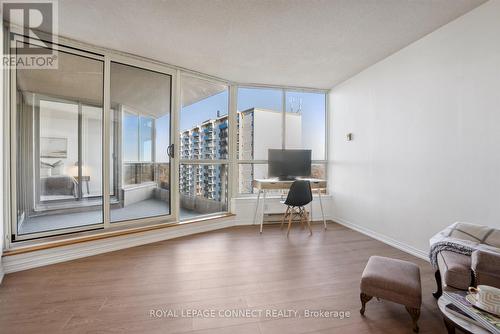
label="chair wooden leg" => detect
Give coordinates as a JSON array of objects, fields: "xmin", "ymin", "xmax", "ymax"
[
  {"xmin": 360, "ymin": 293, "xmax": 372, "ymax": 315},
  {"xmin": 281, "ymin": 206, "xmax": 289, "ymax": 230},
  {"xmin": 299, "ymin": 208, "xmax": 305, "ymax": 229},
  {"xmin": 303, "ymin": 207, "xmax": 312, "ymax": 235},
  {"xmin": 287, "ymin": 208, "xmax": 294, "ymax": 237},
  {"xmin": 405, "ymin": 306, "xmax": 420, "ymax": 333}
]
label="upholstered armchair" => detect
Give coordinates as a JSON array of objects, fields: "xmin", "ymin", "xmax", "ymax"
[
  {"xmin": 430, "ymin": 223, "xmax": 500, "ymax": 298},
  {"xmin": 472, "ymin": 245, "xmax": 500, "ymax": 288}
]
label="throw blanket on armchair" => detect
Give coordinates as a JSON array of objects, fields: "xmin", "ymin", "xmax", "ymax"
[{"xmin": 429, "ymin": 222, "xmax": 500, "ymax": 268}]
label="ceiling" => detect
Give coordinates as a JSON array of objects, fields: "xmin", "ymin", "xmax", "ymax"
[
  {"xmin": 181, "ymin": 75, "xmax": 227, "ymax": 107},
  {"xmin": 18, "ymin": 51, "xmax": 172, "ymax": 118},
  {"xmin": 110, "ymin": 62, "xmax": 171, "ymax": 118},
  {"xmin": 17, "ymin": 50, "xmax": 103, "ymax": 104},
  {"xmin": 54, "ymin": 1, "xmax": 486, "ymax": 89}
]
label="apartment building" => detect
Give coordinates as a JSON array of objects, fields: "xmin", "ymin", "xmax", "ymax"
[
  {"xmin": 238, "ymin": 108, "xmax": 302, "ymax": 193},
  {"xmin": 179, "ymin": 115, "xmax": 229, "ymax": 211},
  {"xmin": 180, "ymin": 108, "xmax": 302, "ymax": 197}
]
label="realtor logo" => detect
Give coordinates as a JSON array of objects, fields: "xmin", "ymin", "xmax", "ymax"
[{"xmin": 2, "ymin": 0, "xmax": 58, "ymax": 68}]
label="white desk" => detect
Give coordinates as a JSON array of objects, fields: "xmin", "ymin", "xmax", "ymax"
[{"xmin": 252, "ymin": 178, "xmax": 328, "ymax": 233}]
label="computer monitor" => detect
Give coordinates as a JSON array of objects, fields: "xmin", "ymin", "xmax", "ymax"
[{"xmin": 268, "ymin": 149, "xmax": 312, "ymax": 180}]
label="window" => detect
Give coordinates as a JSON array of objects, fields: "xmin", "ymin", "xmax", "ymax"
[
  {"xmin": 121, "ymin": 112, "xmax": 154, "ymax": 162},
  {"xmin": 179, "ymin": 75, "xmax": 229, "ymax": 219},
  {"xmin": 122, "ymin": 112, "xmax": 139, "ymax": 161},
  {"xmin": 237, "ymin": 88, "xmax": 282, "ymax": 160},
  {"xmin": 237, "ymin": 88, "xmax": 327, "ymax": 194},
  {"xmin": 180, "ymin": 163, "xmax": 228, "ymax": 219},
  {"xmin": 285, "ymin": 91, "xmax": 326, "ymax": 160},
  {"xmin": 238, "ymin": 163, "xmax": 267, "ymax": 194},
  {"xmin": 139, "ymin": 117, "xmax": 153, "ymax": 161},
  {"xmin": 7, "ymin": 35, "xmax": 328, "ymax": 244}
]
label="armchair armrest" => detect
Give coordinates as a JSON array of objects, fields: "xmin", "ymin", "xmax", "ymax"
[{"xmin": 471, "ymin": 245, "xmax": 500, "ymax": 288}]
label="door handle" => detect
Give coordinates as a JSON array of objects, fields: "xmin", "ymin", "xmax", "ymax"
[{"xmin": 167, "ymin": 144, "xmax": 174, "ymax": 158}]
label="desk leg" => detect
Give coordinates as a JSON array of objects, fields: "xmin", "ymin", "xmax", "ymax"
[
  {"xmin": 253, "ymin": 189, "xmax": 262, "ymax": 225},
  {"xmin": 86, "ymin": 180, "xmax": 90, "ymax": 195},
  {"xmin": 260, "ymin": 191, "xmax": 266, "ymax": 234},
  {"xmin": 318, "ymin": 190, "xmax": 327, "ymax": 230}
]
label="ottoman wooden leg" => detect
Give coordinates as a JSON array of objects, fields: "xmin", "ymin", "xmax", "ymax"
[
  {"xmin": 359, "ymin": 293, "xmax": 373, "ymax": 315},
  {"xmin": 405, "ymin": 306, "xmax": 420, "ymax": 333}
]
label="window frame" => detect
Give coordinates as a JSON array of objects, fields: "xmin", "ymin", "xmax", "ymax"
[
  {"xmin": 3, "ymin": 30, "xmax": 329, "ymax": 248},
  {"xmin": 107, "ymin": 59, "xmax": 176, "ymax": 227},
  {"xmin": 235, "ymin": 85, "xmax": 328, "ymax": 195},
  {"xmin": 178, "ymin": 73, "xmax": 232, "ymax": 220},
  {"xmin": 8, "ymin": 35, "xmax": 107, "ymax": 241}
]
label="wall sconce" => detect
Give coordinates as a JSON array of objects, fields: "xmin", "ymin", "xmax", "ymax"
[{"xmin": 346, "ymin": 133, "xmax": 353, "ymax": 141}]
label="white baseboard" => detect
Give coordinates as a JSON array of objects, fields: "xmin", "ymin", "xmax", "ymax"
[
  {"xmin": 2, "ymin": 218, "xmax": 233, "ymax": 274},
  {"xmin": 332, "ymin": 216, "xmax": 429, "ymax": 261}
]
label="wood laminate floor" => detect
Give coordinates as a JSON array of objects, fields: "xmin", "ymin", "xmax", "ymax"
[{"xmin": 0, "ymin": 223, "xmax": 446, "ymax": 334}]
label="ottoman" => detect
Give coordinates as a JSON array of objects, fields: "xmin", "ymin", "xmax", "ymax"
[{"xmin": 360, "ymin": 256, "xmax": 422, "ymax": 332}]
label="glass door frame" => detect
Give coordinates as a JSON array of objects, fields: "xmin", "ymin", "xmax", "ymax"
[
  {"xmin": 7, "ymin": 34, "xmax": 179, "ymax": 243},
  {"xmin": 106, "ymin": 55, "xmax": 178, "ymax": 228},
  {"xmin": 9, "ymin": 35, "xmax": 107, "ymax": 241}
]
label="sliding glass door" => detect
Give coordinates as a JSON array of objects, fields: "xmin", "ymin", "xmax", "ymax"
[
  {"xmin": 109, "ymin": 61, "xmax": 173, "ymax": 223},
  {"xmin": 13, "ymin": 46, "xmax": 105, "ymax": 239},
  {"xmin": 10, "ymin": 37, "xmax": 175, "ymax": 241}
]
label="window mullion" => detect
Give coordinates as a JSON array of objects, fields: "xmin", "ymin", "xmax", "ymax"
[
  {"xmin": 137, "ymin": 114, "xmax": 141, "ymax": 162},
  {"xmin": 103, "ymin": 56, "xmax": 111, "ymax": 229},
  {"xmin": 228, "ymin": 84, "xmax": 237, "ymax": 213},
  {"xmin": 282, "ymin": 89, "xmax": 286, "ymax": 149}
]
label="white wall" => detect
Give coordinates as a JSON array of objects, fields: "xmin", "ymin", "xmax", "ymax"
[{"xmin": 329, "ymin": 0, "xmax": 500, "ymax": 256}]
